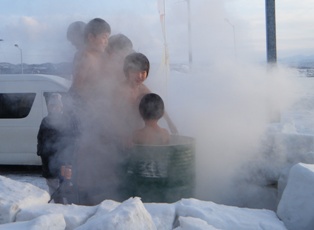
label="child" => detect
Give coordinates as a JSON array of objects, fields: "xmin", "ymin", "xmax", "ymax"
[
  {"xmin": 103, "ymin": 33, "xmax": 134, "ymax": 84},
  {"xmin": 69, "ymin": 18, "xmax": 111, "ymax": 103},
  {"xmin": 113, "ymin": 52, "xmax": 177, "ymax": 142},
  {"xmin": 133, "ymin": 93, "xmax": 170, "ymax": 145}
]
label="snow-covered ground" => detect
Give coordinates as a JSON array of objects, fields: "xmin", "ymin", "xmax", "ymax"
[
  {"xmin": 0, "ymin": 174, "xmax": 288, "ymax": 230},
  {"xmin": 1, "ymin": 162, "xmax": 314, "ymax": 229},
  {"xmin": 2, "ymin": 63, "xmax": 314, "ymax": 229}
]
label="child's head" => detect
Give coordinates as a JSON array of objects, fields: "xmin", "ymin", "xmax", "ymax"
[
  {"xmin": 123, "ymin": 52, "xmax": 150, "ymax": 78},
  {"xmin": 139, "ymin": 93, "xmax": 164, "ymax": 121},
  {"xmin": 84, "ymin": 18, "xmax": 111, "ymax": 52},
  {"xmin": 48, "ymin": 93, "xmax": 63, "ymax": 115},
  {"xmin": 106, "ymin": 34, "xmax": 133, "ymax": 55},
  {"xmin": 67, "ymin": 21, "xmax": 86, "ymax": 50},
  {"xmin": 106, "ymin": 34, "xmax": 134, "ymax": 64}
]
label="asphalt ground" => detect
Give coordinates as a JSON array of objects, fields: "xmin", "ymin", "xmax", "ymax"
[{"xmin": 0, "ymin": 165, "xmax": 41, "ymax": 174}]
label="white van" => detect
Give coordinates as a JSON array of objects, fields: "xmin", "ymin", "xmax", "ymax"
[{"xmin": 0, "ymin": 74, "xmax": 71, "ymax": 165}]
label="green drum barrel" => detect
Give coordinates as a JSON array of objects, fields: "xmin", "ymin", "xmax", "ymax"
[{"xmin": 126, "ymin": 135, "xmax": 195, "ymax": 203}]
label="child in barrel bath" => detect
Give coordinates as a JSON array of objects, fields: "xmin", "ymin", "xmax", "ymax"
[
  {"xmin": 112, "ymin": 52, "xmax": 177, "ymax": 144},
  {"xmin": 133, "ymin": 93, "xmax": 170, "ymax": 145}
]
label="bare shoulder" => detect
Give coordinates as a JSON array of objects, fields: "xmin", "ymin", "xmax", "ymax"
[{"xmin": 140, "ymin": 84, "xmax": 151, "ymax": 94}]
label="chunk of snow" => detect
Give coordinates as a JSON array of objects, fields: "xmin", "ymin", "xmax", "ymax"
[
  {"xmin": 175, "ymin": 198, "xmax": 286, "ymax": 230},
  {"xmin": 0, "ymin": 175, "xmax": 49, "ymax": 224},
  {"xmin": 16, "ymin": 203, "xmax": 97, "ymax": 230},
  {"xmin": 277, "ymin": 163, "xmax": 314, "ymax": 230},
  {"xmin": 0, "ymin": 213, "xmax": 65, "ymax": 230},
  {"xmin": 173, "ymin": 216, "xmax": 221, "ymax": 230},
  {"xmin": 76, "ymin": 197, "xmax": 156, "ymax": 230},
  {"xmin": 144, "ymin": 203, "xmax": 176, "ymax": 230}
]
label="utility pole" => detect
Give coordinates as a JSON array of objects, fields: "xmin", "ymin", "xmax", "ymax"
[
  {"xmin": 266, "ymin": 0, "xmax": 280, "ymax": 123},
  {"xmin": 265, "ymin": 0, "xmax": 277, "ymax": 64}
]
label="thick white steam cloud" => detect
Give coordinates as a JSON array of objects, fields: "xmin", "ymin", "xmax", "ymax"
[{"xmin": 145, "ymin": 0, "xmax": 303, "ymax": 208}]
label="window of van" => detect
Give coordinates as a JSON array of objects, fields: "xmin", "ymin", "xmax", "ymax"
[{"xmin": 0, "ymin": 93, "xmax": 36, "ymax": 119}]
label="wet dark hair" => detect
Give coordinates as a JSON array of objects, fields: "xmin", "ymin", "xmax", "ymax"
[
  {"xmin": 106, "ymin": 34, "xmax": 133, "ymax": 54},
  {"xmin": 84, "ymin": 18, "xmax": 111, "ymax": 41},
  {"xmin": 139, "ymin": 93, "xmax": 164, "ymax": 120},
  {"xmin": 67, "ymin": 21, "xmax": 86, "ymax": 41},
  {"xmin": 123, "ymin": 52, "xmax": 150, "ymax": 77}
]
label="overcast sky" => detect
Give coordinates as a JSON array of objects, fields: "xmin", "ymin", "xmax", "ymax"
[{"xmin": 0, "ymin": 0, "xmax": 313, "ymax": 64}]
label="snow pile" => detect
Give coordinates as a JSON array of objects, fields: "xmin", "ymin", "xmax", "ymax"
[
  {"xmin": 144, "ymin": 203, "xmax": 176, "ymax": 229},
  {"xmin": 0, "ymin": 174, "xmax": 291, "ymax": 230},
  {"xmin": 175, "ymin": 199, "xmax": 286, "ymax": 230},
  {"xmin": 0, "ymin": 175, "xmax": 49, "ymax": 224},
  {"xmin": 16, "ymin": 203, "xmax": 97, "ymax": 229},
  {"xmin": 174, "ymin": 216, "xmax": 219, "ymax": 230},
  {"xmin": 76, "ymin": 197, "xmax": 156, "ymax": 230},
  {"xmin": 277, "ymin": 163, "xmax": 314, "ymax": 230},
  {"xmin": 8, "ymin": 161, "xmax": 314, "ymax": 230},
  {"xmin": 277, "ymin": 152, "xmax": 314, "ymax": 200},
  {"xmin": 0, "ymin": 214, "xmax": 66, "ymax": 230},
  {"xmin": 81, "ymin": 199, "xmax": 120, "ymax": 220}
]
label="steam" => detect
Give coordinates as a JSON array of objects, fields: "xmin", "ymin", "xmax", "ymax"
[
  {"xmin": 165, "ymin": 62, "xmax": 300, "ymax": 206},
  {"xmin": 146, "ymin": 1, "xmax": 303, "ymax": 208},
  {"xmin": 1, "ymin": 0, "xmax": 307, "ymax": 208},
  {"xmin": 62, "ymin": 0, "xmax": 303, "ymax": 207}
]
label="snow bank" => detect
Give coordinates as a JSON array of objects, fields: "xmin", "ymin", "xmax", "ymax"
[
  {"xmin": 0, "ymin": 213, "xmax": 65, "ymax": 230},
  {"xmin": 76, "ymin": 197, "xmax": 156, "ymax": 230},
  {"xmin": 144, "ymin": 203, "xmax": 176, "ymax": 230},
  {"xmin": 0, "ymin": 175, "xmax": 294, "ymax": 230},
  {"xmin": 0, "ymin": 175, "xmax": 49, "ymax": 224},
  {"xmin": 174, "ymin": 216, "xmax": 220, "ymax": 230},
  {"xmin": 277, "ymin": 163, "xmax": 314, "ymax": 230},
  {"xmin": 16, "ymin": 203, "xmax": 97, "ymax": 230},
  {"xmin": 277, "ymin": 152, "xmax": 314, "ymax": 201},
  {"xmin": 175, "ymin": 198, "xmax": 286, "ymax": 230},
  {"xmin": 83, "ymin": 199, "xmax": 120, "ymax": 220}
]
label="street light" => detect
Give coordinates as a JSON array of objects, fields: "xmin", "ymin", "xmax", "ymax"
[
  {"xmin": 224, "ymin": 18, "xmax": 237, "ymax": 59},
  {"xmin": 14, "ymin": 44, "xmax": 23, "ymax": 74},
  {"xmin": 0, "ymin": 39, "xmax": 3, "ymax": 74}
]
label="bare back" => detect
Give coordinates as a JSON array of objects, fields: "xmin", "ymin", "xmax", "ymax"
[{"xmin": 133, "ymin": 126, "xmax": 170, "ymax": 145}]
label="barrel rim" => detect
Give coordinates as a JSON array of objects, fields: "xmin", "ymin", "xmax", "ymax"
[{"xmin": 132, "ymin": 135, "xmax": 195, "ymax": 147}]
